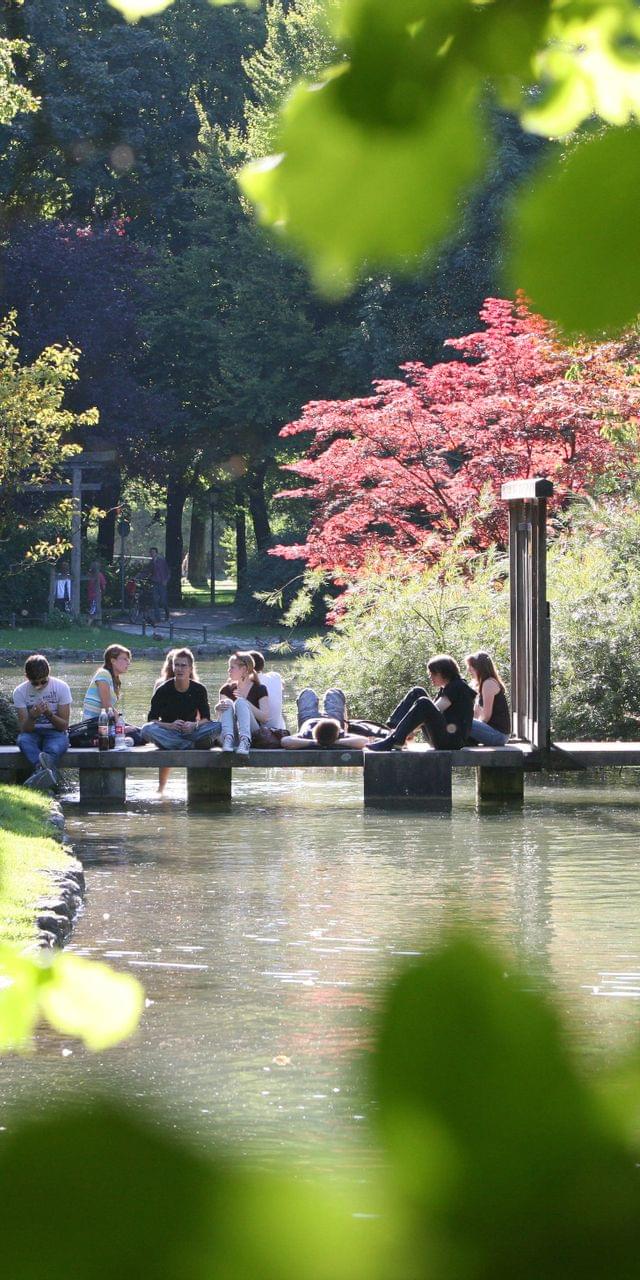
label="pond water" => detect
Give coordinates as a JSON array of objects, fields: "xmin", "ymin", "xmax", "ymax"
[{"xmin": 2, "ymin": 657, "xmax": 640, "ymax": 1170}]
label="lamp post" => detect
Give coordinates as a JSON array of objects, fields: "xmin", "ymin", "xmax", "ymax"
[
  {"xmin": 117, "ymin": 516, "xmax": 131, "ymax": 613},
  {"xmin": 209, "ymin": 485, "xmax": 221, "ymax": 606}
]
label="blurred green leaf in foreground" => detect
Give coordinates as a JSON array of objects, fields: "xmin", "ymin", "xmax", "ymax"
[
  {"xmin": 0, "ymin": 947, "xmax": 144, "ymax": 1052},
  {"xmin": 4, "ymin": 931, "xmax": 640, "ymax": 1278},
  {"xmin": 234, "ymin": 0, "xmax": 640, "ymax": 332}
]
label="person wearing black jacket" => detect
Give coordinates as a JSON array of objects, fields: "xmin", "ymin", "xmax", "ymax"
[
  {"xmin": 366, "ymin": 655, "xmax": 476, "ymax": 752},
  {"xmin": 141, "ymin": 648, "xmax": 220, "ymax": 752}
]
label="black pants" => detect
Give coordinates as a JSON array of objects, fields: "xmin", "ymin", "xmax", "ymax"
[{"xmin": 387, "ymin": 685, "xmax": 460, "ymax": 751}]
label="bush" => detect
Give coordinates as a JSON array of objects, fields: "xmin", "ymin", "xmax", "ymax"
[
  {"xmin": 0, "ymin": 691, "xmax": 18, "ymax": 746},
  {"xmin": 296, "ymin": 507, "xmax": 640, "ymax": 741}
]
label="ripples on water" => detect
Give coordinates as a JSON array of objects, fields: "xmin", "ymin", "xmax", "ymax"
[{"xmin": 2, "ymin": 659, "xmax": 640, "ymax": 1165}]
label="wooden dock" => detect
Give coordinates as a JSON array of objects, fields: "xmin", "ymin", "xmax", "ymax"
[{"xmin": 0, "ymin": 743, "xmax": 536, "ymax": 809}]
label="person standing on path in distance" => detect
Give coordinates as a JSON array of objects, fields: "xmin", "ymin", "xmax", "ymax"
[
  {"xmin": 148, "ymin": 546, "xmax": 170, "ymax": 624},
  {"xmin": 366, "ymin": 654, "xmax": 476, "ymax": 752},
  {"xmin": 142, "ymin": 648, "xmax": 220, "ymax": 793},
  {"xmin": 13, "ymin": 654, "xmax": 72, "ymax": 790},
  {"xmin": 54, "ymin": 560, "xmax": 72, "ymax": 613},
  {"xmin": 465, "ymin": 651, "xmax": 511, "ymax": 746},
  {"xmin": 216, "ymin": 652, "xmax": 271, "ymax": 758},
  {"xmin": 87, "ymin": 562, "xmax": 106, "ymax": 623}
]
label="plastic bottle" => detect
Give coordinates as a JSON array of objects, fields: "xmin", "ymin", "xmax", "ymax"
[
  {"xmin": 115, "ymin": 711, "xmax": 126, "ymax": 748},
  {"xmin": 108, "ymin": 707, "xmax": 116, "ymax": 750},
  {"xmin": 98, "ymin": 708, "xmax": 109, "ymax": 752}
]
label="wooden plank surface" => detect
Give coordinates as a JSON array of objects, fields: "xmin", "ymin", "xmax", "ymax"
[
  {"xmin": 549, "ymin": 743, "xmax": 640, "ymax": 768},
  {"xmin": 0, "ymin": 744, "xmax": 533, "ymax": 770}
]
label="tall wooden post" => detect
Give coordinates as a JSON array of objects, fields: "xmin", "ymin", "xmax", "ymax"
[
  {"xmin": 501, "ymin": 478, "xmax": 553, "ymax": 750},
  {"xmin": 71, "ymin": 465, "xmax": 82, "ymax": 619}
]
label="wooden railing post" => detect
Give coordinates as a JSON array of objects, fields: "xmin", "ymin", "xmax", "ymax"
[{"xmin": 501, "ymin": 479, "xmax": 553, "ymax": 750}]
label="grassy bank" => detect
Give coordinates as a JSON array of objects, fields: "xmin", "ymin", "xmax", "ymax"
[
  {"xmin": 0, "ymin": 624, "xmax": 165, "ymax": 653},
  {"xmin": 0, "ymin": 785, "xmax": 71, "ymax": 946}
]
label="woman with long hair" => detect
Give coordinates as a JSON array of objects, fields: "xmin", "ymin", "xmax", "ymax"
[
  {"xmin": 82, "ymin": 644, "xmax": 132, "ymax": 720},
  {"xmin": 216, "ymin": 651, "xmax": 271, "ymax": 758},
  {"xmin": 465, "ymin": 651, "xmax": 511, "ymax": 746}
]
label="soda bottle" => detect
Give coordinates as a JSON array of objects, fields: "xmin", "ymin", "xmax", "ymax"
[
  {"xmin": 98, "ymin": 708, "xmax": 109, "ymax": 752},
  {"xmin": 115, "ymin": 712, "xmax": 126, "ymax": 747},
  {"xmin": 108, "ymin": 707, "xmax": 116, "ymax": 749}
]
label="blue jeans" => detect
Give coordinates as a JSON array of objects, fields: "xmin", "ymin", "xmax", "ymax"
[
  {"xmin": 152, "ymin": 582, "xmax": 168, "ymax": 622},
  {"xmin": 18, "ymin": 729, "xmax": 69, "ymax": 769},
  {"xmin": 469, "ymin": 719, "xmax": 508, "ymax": 746},
  {"xmin": 296, "ymin": 688, "xmax": 346, "ymax": 730},
  {"xmin": 141, "ymin": 720, "xmax": 221, "ymax": 750}
]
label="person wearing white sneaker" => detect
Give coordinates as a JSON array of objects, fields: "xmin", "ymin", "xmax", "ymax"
[{"xmin": 215, "ymin": 653, "xmax": 271, "ymax": 758}]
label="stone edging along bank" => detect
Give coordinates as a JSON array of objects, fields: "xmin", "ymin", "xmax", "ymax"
[{"xmin": 31, "ymin": 800, "xmax": 86, "ymax": 951}]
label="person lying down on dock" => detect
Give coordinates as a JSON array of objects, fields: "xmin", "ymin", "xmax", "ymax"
[{"xmin": 281, "ymin": 688, "xmax": 384, "ymax": 750}]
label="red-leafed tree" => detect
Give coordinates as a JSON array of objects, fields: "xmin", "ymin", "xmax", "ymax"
[{"xmin": 272, "ymin": 297, "xmax": 639, "ymax": 582}]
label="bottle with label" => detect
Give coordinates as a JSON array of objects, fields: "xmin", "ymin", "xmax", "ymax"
[
  {"xmin": 108, "ymin": 707, "xmax": 116, "ymax": 750},
  {"xmin": 98, "ymin": 708, "xmax": 109, "ymax": 752},
  {"xmin": 115, "ymin": 712, "xmax": 126, "ymax": 748}
]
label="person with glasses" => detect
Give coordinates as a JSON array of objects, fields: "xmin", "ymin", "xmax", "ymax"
[
  {"xmin": 13, "ymin": 654, "xmax": 72, "ymax": 789},
  {"xmin": 141, "ymin": 648, "xmax": 220, "ymax": 791}
]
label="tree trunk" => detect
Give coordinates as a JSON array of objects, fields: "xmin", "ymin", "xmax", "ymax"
[
  {"xmin": 188, "ymin": 491, "xmax": 208, "ymax": 587},
  {"xmin": 97, "ymin": 477, "xmax": 120, "ymax": 564},
  {"xmin": 248, "ymin": 465, "xmax": 272, "ymax": 552},
  {"xmin": 235, "ymin": 486, "xmax": 247, "ymax": 593},
  {"xmin": 165, "ymin": 478, "xmax": 187, "ymax": 606}
]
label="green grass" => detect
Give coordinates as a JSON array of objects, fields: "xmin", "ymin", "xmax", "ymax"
[
  {"xmin": 181, "ymin": 581, "xmax": 236, "ymax": 607},
  {"xmin": 0, "ymin": 625, "xmax": 165, "ymax": 652},
  {"xmin": 0, "ymin": 785, "xmax": 71, "ymax": 946}
]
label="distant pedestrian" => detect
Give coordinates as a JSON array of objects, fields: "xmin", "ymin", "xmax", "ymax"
[
  {"xmin": 54, "ymin": 560, "xmax": 72, "ymax": 613},
  {"xmin": 87, "ymin": 562, "xmax": 106, "ymax": 623},
  {"xmin": 13, "ymin": 654, "xmax": 72, "ymax": 790},
  {"xmin": 148, "ymin": 547, "xmax": 170, "ymax": 623}
]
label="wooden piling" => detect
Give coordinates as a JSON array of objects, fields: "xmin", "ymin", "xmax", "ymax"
[{"xmin": 364, "ymin": 751, "xmax": 452, "ymax": 809}]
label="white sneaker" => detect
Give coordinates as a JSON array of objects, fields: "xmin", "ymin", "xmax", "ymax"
[
  {"xmin": 221, "ymin": 735, "xmax": 235, "ymax": 753},
  {"xmin": 236, "ymin": 736, "xmax": 251, "ymax": 758}
]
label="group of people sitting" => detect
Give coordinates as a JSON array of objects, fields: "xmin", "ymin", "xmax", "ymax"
[{"xmin": 12, "ymin": 644, "xmax": 511, "ymax": 792}]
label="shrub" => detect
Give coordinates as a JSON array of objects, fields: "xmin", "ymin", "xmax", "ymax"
[
  {"xmin": 0, "ymin": 690, "xmax": 18, "ymax": 746},
  {"xmin": 296, "ymin": 508, "xmax": 640, "ymax": 741}
]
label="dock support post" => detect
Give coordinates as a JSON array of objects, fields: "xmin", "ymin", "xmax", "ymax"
[
  {"xmin": 187, "ymin": 768, "xmax": 232, "ymax": 802},
  {"xmin": 476, "ymin": 767, "xmax": 524, "ymax": 804},
  {"xmin": 364, "ymin": 751, "xmax": 452, "ymax": 809},
  {"xmin": 79, "ymin": 769, "xmax": 126, "ymax": 804}
]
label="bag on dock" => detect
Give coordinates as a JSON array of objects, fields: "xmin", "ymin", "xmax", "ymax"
[
  {"xmin": 68, "ymin": 717, "xmax": 99, "ymax": 748},
  {"xmin": 68, "ymin": 718, "xmax": 145, "ymax": 748}
]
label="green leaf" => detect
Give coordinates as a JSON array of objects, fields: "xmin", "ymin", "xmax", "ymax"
[
  {"xmin": 0, "ymin": 947, "xmax": 41, "ymax": 1051},
  {"xmin": 0, "ymin": 1101, "xmax": 219, "ymax": 1280},
  {"xmin": 372, "ymin": 932, "xmax": 640, "ymax": 1279},
  {"xmin": 240, "ymin": 67, "xmax": 486, "ymax": 293},
  {"xmin": 38, "ymin": 953, "xmax": 144, "ymax": 1050},
  {"xmin": 506, "ymin": 128, "xmax": 640, "ymax": 335},
  {"xmin": 525, "ymin": 1, "xmax": 640, "ymax": 137}
]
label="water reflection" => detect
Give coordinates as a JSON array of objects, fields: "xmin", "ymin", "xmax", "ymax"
[{"xmin": 2, "ymin": 661, "xmax": 640, "ymax": 1162}]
